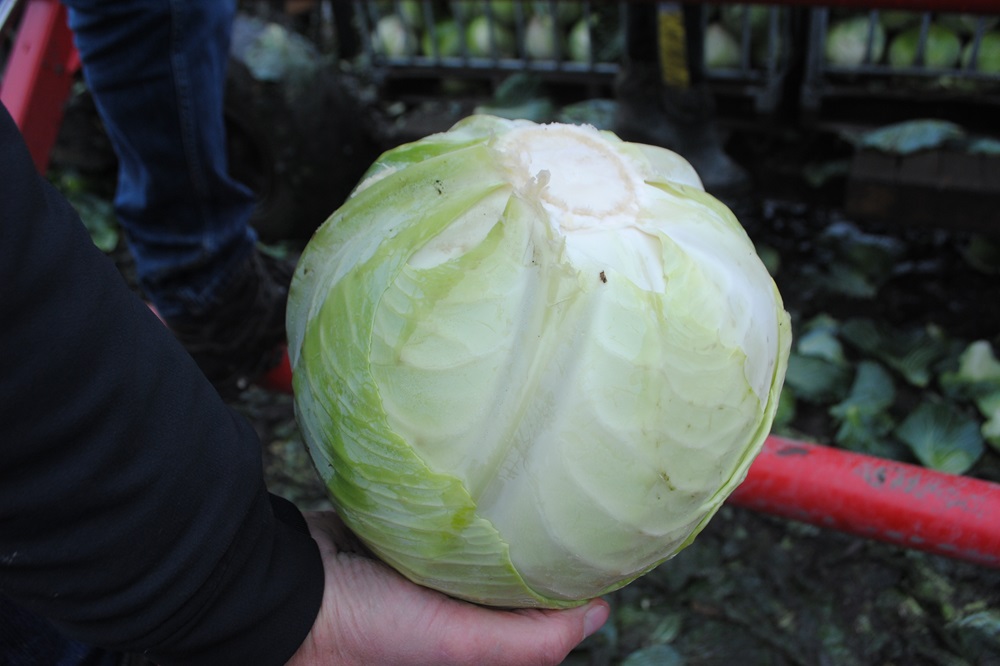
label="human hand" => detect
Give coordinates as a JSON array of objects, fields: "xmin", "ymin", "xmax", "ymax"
[{"xmin": 286, "ymin": 511, "xmax": 610, "ymax": 666}]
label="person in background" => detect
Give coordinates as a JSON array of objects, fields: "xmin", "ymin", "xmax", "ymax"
[
  {"xmin": 59, "ymin": 0, "xmax": 288, "ymax": 396},
  {"xmin": 615, "ymin": 3, "xmax": 749, "ymax": 197},
  {"xmin": 0, "ymin": 101, "xmax": 610, "ymax": 665}
]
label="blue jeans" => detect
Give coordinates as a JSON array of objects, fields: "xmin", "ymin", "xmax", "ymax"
[{"xmin": 63, "ymin": 0, "xmax": 258, "ymax": 319}]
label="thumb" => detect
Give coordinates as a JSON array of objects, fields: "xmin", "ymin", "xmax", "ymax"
[
  {"xmin": 468, "ymin": 598, "xmax": 610, "ymax": 666},
  {"xmin": 540, "ymin": 598, "xmax": 610, "ymax": 643}
]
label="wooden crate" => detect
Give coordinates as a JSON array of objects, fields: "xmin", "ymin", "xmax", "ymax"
[{"xmin": 846, "ymin": 148, "xmax": 1000, "ymax": 234}]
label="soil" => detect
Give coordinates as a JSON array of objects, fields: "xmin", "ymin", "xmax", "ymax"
[{"xmin": 49, "ymin": 63, "xmax": 1000, "ymax": 666}]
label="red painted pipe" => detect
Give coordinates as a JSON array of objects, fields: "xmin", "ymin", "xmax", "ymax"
[
  {"xmin": 258, "ymin": 345, "xmax": 293, "ymax": 393},
  {"xmin": 729, "ymin": 436, "xmax": 1000, "ymax": 568},
  {"xmin": 260, "ymin": 361, "xmax": 1000, "ymax": 568}
]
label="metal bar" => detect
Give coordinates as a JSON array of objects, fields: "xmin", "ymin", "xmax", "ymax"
[
  {"xmin": 372, "ymin": 56, "xmax": 618, "ymax": 75},
  {"xmin": 729, "ymin": 436, "xmax": 1000, "ymax": 568},
  {"xmin": 0, "ymin": 0, "xmax": 78, "ymax": 173},
  {"xmin": 863, "ymin": 9, "xmax": 879, "ymax": 64}
]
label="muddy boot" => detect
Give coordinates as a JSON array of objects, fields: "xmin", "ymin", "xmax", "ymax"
[
  {"xmin": 614, "ymin": 63, "xmax": 750, "ymax": 199},
  {"xmin": 165, "ymin": 249, "xmax": 295, "ymax": 399}
]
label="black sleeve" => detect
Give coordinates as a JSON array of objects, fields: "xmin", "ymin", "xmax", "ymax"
[{"xmin": 0, "ymin": 103, "xmax": 324, "ymax": 665}]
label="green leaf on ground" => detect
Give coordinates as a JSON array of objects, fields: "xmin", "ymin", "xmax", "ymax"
[
  {"xmin": 941, "ymin": 340, "xmax": 1000, "ymax": 397},
  {"xmin": 620, "ymin": 644, "xmax": 685, "ymax": 666},
  {"xmin": 831, "ymin": 360, "xmax": 896, "ymax": 417},
  {"xmin": 829, "ymin": 361, "xmax": 899, "ymax": 457},
  {"xmin": 895, "ymin": 401, "xmax": 984, "ymax": 474},
  {"xmin": 785, "ymin": 353, "xmax": 852, "ymax": 404},
  {"xmin": 840, "ymin": 319, "xmax": 951, "ymax": 388},
  {"xmin": 978, "ymin": 392, "xmax": 1000, "ymax": 451},
  {"xmin": 856, "ymin": 119, "xmax": 965, "ymax": 155},
  {"xmin": 797, "ymin": 314, "xmax": 847, "ymax": 365}
]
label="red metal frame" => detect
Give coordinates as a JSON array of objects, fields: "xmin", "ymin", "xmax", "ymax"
[
  {"xmin": 0, "ymin": 0, "xmax": 78, "ymax": 173},
  {"xmin": 6, "ymin": 0, "xmax": 1000, "ymax": 569}
]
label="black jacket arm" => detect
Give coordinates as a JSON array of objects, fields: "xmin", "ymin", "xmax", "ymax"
[{"xmin": 0, "ymin": 103, "xmax": 323, "ymax": 665}]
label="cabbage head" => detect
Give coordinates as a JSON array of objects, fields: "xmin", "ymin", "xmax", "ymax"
[
  {"xmin": 963, "ymin": 31, "xmax": 1000, "ymax": 73},
  {"xmin": 288, "ymin": 115, "xmax": 791, "ymax": 608},
  {"xmin": 888, "ymin": 23, "xmax": 961, "ymax": 69},
  {"xmin": 825, "ymin": 15, "xmax": 886, "ymax": 67},
  {"xmin": 705, "ymin": 23, "xmax": 742, "ymax": 69}
]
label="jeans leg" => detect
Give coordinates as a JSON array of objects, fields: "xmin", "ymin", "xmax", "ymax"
[{"xmin": 63, "ymin": 0, "xmax": 257, "ymax": 319}]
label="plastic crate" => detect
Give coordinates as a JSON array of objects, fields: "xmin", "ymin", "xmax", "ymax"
[
  {"xmin": 802, "ymin": 8, "xmax": 1000, "ymax": 130},
  {"xmin": 349, "ymin": 1, "xmax": 790, "ymax": 116},
  {"xmin": 700, "ymin": 3, "xmax": 793, "ymax": 116},
  {"xmin": 352, "ymin": 0, "xmax": 624, "ymax": 101}
]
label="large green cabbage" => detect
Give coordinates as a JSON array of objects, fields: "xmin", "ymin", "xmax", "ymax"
[
  {"xmin": 289, "ymin": 115, "xmax": 791, "ymax": 608},
  {"xmin": 888, "ymin": 23, "xmax": 962, "ymax": 69},
  {"xmin": 825, "ymin": 15, "xmax": 886, "ymax": 67},
  {"xmin": 963, "ymin": 31, "xmax": 1000, "ymax": 73}
]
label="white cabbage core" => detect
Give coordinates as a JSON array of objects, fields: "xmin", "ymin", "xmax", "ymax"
[{"xmin": 409, "ymin": 123, "xmax": 674, "ymax": 293}]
